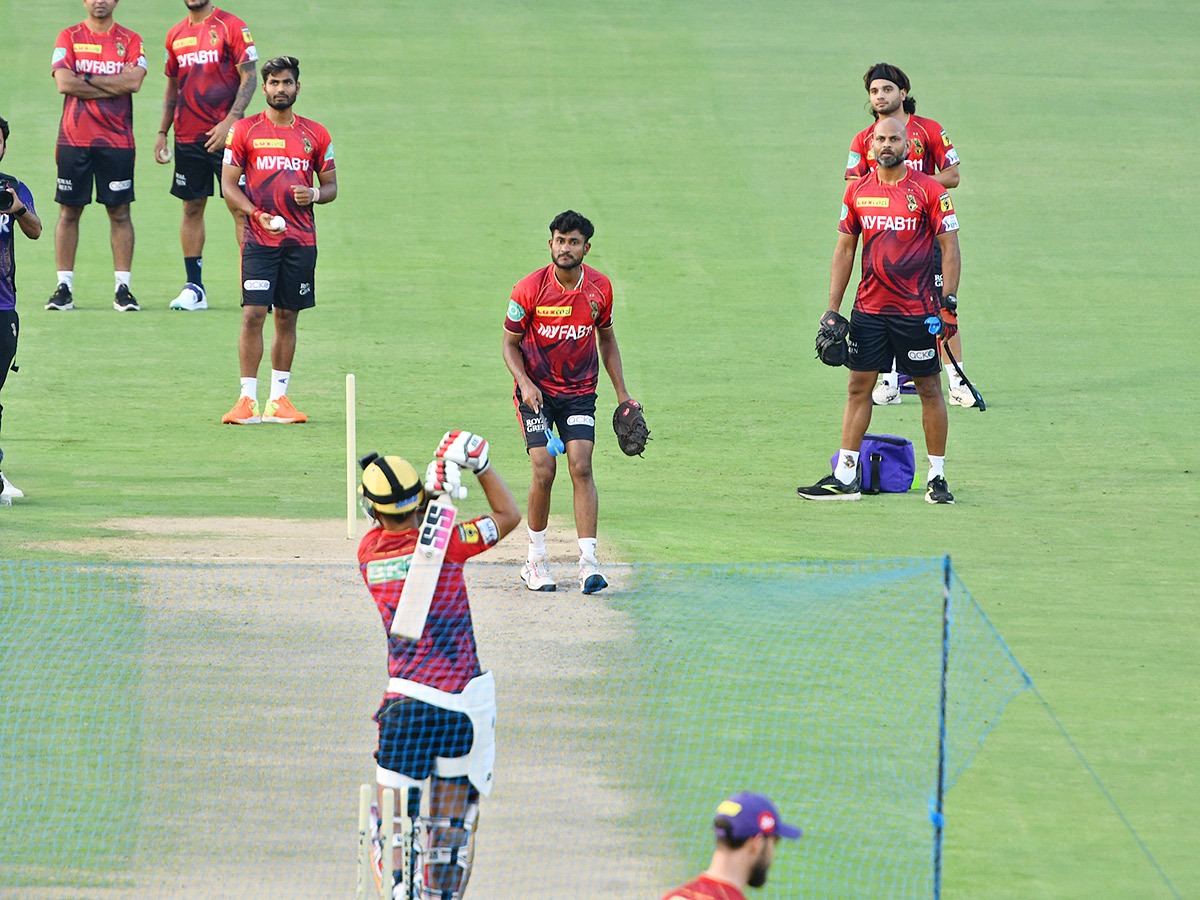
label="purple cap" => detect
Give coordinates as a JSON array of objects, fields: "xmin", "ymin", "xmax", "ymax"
[{"xmin": 714, "ymin": 792, "xmax": 802, "ymax": 840}]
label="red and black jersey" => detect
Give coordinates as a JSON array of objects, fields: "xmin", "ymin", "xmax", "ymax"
[
  {"xmin": 845, "ymin": 114, "xmax": 959, "ymax": 179},
  {"xmin": 51, "ymin": 23, "xmax": 147, "ymax": 148},
  {"xmin": 224, "ymin": 112, "xmax": 334, "ymax": 247},
  {"xmin": 660, "ymin": 875, "xmax": 748, "ymax": 900},
  {"xmin": 358, "ymin": 516, "xmax": 500, "ymax": 694},
  {"xmin": 164, "ymin": 9, "xmax": 257, "ymax": 143},
  {"xmin": 839, "ymin": 169, "xmax": 960, "ymax": 317},
  {"xmin": 504, "ymin": 263, "xmax": 614, "ymax": 397}
]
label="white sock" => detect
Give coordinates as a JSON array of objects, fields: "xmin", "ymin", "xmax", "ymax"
[
  {"xmin": 115, "ymin": 271, "xmax": 131, "ymax": 290},
  {"xmin": 269, "ymin": 369, "xmax": 290, "ymax": 401},
  {"xmin": 946, "ymin": 362, "xmax": 964, "ymax": 390},
  {"xmin": 882, "ymin": 360, "xmax": 898, "ymax": 388},
  {"xmin": 834, "ymin": 449, "xmax": 860, "ymax": 484},
  {"xmin": 527, "ymin": 527, "xmax": 547, "ymax": 561},
  {"xmin": 57, "ymin": 271, "xmax": 73, "ymax": 290},
  {"xmin": 240, "ymin": 377, "xmax": 257, "ymax": 401},
  {"xmin": 928, "ymin": 455, "xmax": 946, "ymax": 481},
  {"xmin": 578, "ymin": 537, "xmax": 598, "ymax": 563}
]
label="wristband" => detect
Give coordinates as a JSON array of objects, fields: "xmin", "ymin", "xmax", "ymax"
[
  {"xmin": 83, "ymin": 72, "xmax": 93, "ymax": 84},
  {"xmin": 253, "ymin": 208, "xmax": 268, "ymax": 222},
  {"xmin": 941, "ymin": 293, "xmax": 958, "ymax": 312},
  {"xmin": 158, "ymin": 130, "xmax": 168, "ymax": 135},
  {"xmin": 311, "ymin": 186, "xmax": 320, "ymax": 203},
  {"xmin": 14, "ymin": 206, "xmax": 27, "ymax": 218}
]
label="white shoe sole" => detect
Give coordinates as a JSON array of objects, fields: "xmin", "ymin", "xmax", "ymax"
[{"xmin": 521, "ymin": 565, "xmax": 556, "ymax": 592}]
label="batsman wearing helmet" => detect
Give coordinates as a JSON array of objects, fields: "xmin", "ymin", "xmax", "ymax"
[{"xmin": 357, "ymin": 436, "xmax": 519, "ymax": 899}]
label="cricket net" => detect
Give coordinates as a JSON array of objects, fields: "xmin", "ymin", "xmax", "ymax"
[{"xmin": 0, "ymin": 558, "xmax": 1028, "ymax": 899}]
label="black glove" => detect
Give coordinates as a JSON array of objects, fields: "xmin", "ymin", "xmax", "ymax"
[
  {"xmin": 815, "ymin": 310, "xmax": 850, "ymax": 367},
  {"xmin": 613, "ymin": 400, "xmax": 651, "ymax": 456}
]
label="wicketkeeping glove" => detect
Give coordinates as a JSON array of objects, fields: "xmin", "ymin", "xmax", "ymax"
[
  {"xmin": 425, "ymin": 458, "xmax": 467, "ymax": 500},
  {"xmin": 815, "ymin": 310, "xmax": 850, "ymax": 367},
  {"xmin": 612, "ymin": 400, "xmax": 651, "ymax": 456},
  {"xmin": 436, "ymin": 430, "xmax": 491, "ymax": 474}
]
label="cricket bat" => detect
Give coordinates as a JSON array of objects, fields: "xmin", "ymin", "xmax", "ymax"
[{"xmin": 390, "ymin": 497, "xmax": 457, "ymax": 640}]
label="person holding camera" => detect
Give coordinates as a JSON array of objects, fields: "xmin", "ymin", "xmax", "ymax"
[{"xmin": 0, "ymin": 116, "xmax": 43, "ymax": 504}]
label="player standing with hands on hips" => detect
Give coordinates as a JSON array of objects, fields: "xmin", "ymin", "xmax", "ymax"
[
  {"xmin": 659, "ymin": 791, "xmax": 802, "ymax": 900},
  {"xmin": 502, "ymin": 210, "xmax": 639, "ymax": 594},
  {"xmin": 156, "ymin": 0, "xmax": 259, "ymax": 311},
  {"xmin": 0, "ymin": 116, "xmax": 43, "ymax": 504},
  {"xmin": 800, "ymin": 116, "xmax": 962, "ymax": 504},
  {"xmin": 357, "ymin": 432, "xmax": 519, "ymax": 898},
  {"xmin": 219, "ymin": 56, "xmax": 335, "ymax": 425},
  {"xmin": 48, "ymin": 0, "xmax": 146, "ymax": 312}
]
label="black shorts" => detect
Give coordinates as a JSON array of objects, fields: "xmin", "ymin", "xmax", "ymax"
[
  {"xmin": 55, "ymin": 145, "xmax": 135, "ymax": 207},
  {"xmin": 375, "ymin": 696, "xmax": 474, "ymax": 781},
  {"xmin": 515, "ymin": 390, "xmax": 597, "ymax": 449},
  {"xmin": 240, "ymin": 243, "xmax": 317, "ymax": 310},
  {"xmin": 848, "ymin": 308, "xmax": 941, "ymax": 377},
  {"xmin": 171, "ymin": 140, "xmax": 223, "ymax": 200}
]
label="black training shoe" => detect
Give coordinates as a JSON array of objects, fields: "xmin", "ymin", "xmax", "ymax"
[
  {"xmin": 926, "ymin": 476, "xmax": 955, "ymax": 504},
  {"xmin": 113, "ymin": 284, "xmax": 140, "ymax": 312},
  {"xmin": 45, "ymin": 283, "xmax": 74, "ymax": 310},
  {"xmin": 797, "ymin": 473, "xmax": 861, "ymax": 501}
]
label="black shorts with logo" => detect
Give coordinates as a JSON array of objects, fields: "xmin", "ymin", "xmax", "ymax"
[
  {"xmin": 171, "ymin": 140, "xmax": 224, "ymax": 200},
  {"xmin": 55, "ymin": 145, "xmax": 135, "ymax": 207},
  {"xmin": 515, "ymin": 390, "xmax": 597, "ymax": 449},
  {"xmin": 848, "ymin": 309, "xmax": 941, "ymax": 377},
  {"xmin": 240, "ymin": 243, "xmax": 317, "ymax": 310},
  {"xmin": 375, "ymin": 696, "xmax": 474, "ymax": 781}
]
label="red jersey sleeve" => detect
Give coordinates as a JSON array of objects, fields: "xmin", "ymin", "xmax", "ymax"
[
  {"xmin": 445, "ymin": 515, "xmax": 502, "ymax": 564},
  {"xmin": 845, "ymin": 127, "xmax": 870, "ymax": 179},
  {"xmin": 123, "ymin": 30, "xmax": 146, "ymax": 70},
  {"xmin": 929, "ymin": 183, "xmax": 960, "ymax": 235},
  {"xmin": 593, "ymin": 273, "xmax": 614, "ymax": 329},
  {"xmin": 838, "ymin": 179, "xmax": 863, "ymax": 235},
  {"xmin": 51, "ymin": 28, "xmax": 74, "ymax": 73},
  {"xmin": 311, "ymin": 122, "xmax": 335, "ymax": 174},
  {"xmin": 925, "ymin": 118, "xmax": 960, "ymax": 172},
  {"xmin": 224, "ymin": 118, "xmax": 247, "ymax": 168},
  {"xmin": 224, "ymin": 14, "xmax": 257, "ymax": 66},
  {"xmin": 504, "ymin": 275, "xmax": 536, "ymax": 335}
]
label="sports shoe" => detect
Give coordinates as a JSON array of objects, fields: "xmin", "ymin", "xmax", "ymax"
[
  {"xmin": 0, "ymin": 471, "xmax": 23, "ymax": 505},
  {"xmin": 45, "ymin": 283, "xmax": 74, "ymax": 310},
  {"xmin": 948, "ymin": 385, "xmax": 981, "ymax": 408},
  {"xmin": 521, "ymin": 557, "xmax": 557, "ymax": 592},
  {"xmin": 221, "ymin": 395, "xmax": 261, "ymax": 424},
  {"xmin": 262, "ymin": 395, "xmax": 307, "ymax": 423},
  {"xmin": 797, "ymin": 472, "xmax": 861, "ymax": 500},
  {"xmin": 579, "ymin": 557, "xmax": 608, "ymax": 594},
  {"xmin": 113, "ymin": 285, "xmax": 140, "ymax": 312},
  {"xmin": 926, "ymin": 475, "xmax": 955, "ymax": 504},
  {"xmin": 872, "ymin": 381, "xmax": 901, "ymax": 405},
  {"xmin": 169, "ymin": 282, "xmax": 208, "ymax": 310}
]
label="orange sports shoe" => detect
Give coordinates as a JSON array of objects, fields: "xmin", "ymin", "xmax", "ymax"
[
  {"xmin": 222, "ymin": 396, "xmax": 261, "ymax": 425},
  {"xmin": 263, "ymin": 395, "xmax": 307, "ymax": 423}
]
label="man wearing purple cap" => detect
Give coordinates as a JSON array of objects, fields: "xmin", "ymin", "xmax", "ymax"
[{"xmin": 659, "ymin": 791, "xmax": 802, "ymax": 900}]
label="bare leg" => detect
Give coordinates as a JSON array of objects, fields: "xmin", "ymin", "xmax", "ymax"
[
  {"xmin": 270, "ymin": 307, "xmax": 298, "ymax": 372},
  {"xmin": 840, "ymin": 369, "xmax": 877, "ymax": 452},
  {"xmin": 565, "ymin": 439, "xmax": 597, "ymax": 540},
  {"xmin": 54, "ymin": 205, "xmax": 84, "ymax": 271},
  {"xmin": 106, "ymin": 203, "xmax": 133, "ymax": 271},
  {"xmin": 238, "ymin": 305, "xmax": 269, "ymax": 378},
  {"xmin": 428, "ymin": 777, "xmax": 478, "ymax": 898},
  {"xmin": 181, "ymin": 197, "xmax": 206, "ymax": 258},
  {"xmin": 913, "ymin": 373, "xmax": 948, "ymax": 457},
  {"xmin": 526, "ymin": 447, "xmax": 555, "ymax": 532}
]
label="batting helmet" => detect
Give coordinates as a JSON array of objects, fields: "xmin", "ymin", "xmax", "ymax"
[{"xmin": 359, "ymin": 453, "xmax": 425, "ymax": 518}]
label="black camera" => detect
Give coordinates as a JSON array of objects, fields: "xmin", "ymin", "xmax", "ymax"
[{"xmin": 0, "ymin": 180, "xmax": 13, "ymax": 212}]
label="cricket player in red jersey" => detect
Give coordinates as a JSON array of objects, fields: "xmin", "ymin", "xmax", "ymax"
[
  {"xmin": 156, "ymin": 0, "xmax": 259, "ymax": 311},
  {"xmin": 799, "ymin": 116, "xmax": 962, "ymax": 504},
  {"xmin": 844, "ymin": 62, "xmax": 981, "ymax": 409},
  {"xmin": 48, "ymin": 0, "xmax": 147, "ymax": 312},
  {"xmin": 219, "ymin": 56, "xmax": 336, "ymax": 425},
  {"xmin": 660, "ymin": 792, "xmax": 802, "ymax": 900},
  {"xmin": 502, "ymin": 210, "xmax": 638, "ymax": 595},
  {"xmin": 357, "ymin": 436, "xmax": 519, "ymax": 898}
]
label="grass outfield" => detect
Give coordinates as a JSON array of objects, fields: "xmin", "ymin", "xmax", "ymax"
[{"xmin": 1, "ymin": 1, "xmax": 1195, "ymax": 896}]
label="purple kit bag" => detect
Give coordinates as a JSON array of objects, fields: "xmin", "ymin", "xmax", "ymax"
[{"xmin": 830, "ymin": 434, "xmax": 916, "ymax": 494}]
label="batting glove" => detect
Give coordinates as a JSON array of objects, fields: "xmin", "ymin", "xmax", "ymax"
[
  {"xmin": 425, "ymin": 459, "xmax": 467, "ymax": 500},
  {"xmin": 939, "ymin": 293, "xmax": 958, "ymax": 340},
  {"xmin": 436, "ymin": 430, "xmax": 491, "ymax": 475}
]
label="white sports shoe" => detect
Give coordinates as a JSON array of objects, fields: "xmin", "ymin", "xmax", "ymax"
[
  {"xmin": 579, "ymin": 557, "xmax": 608, "ymax": 594},
  {"xmin": 521, "ymin": 557, "xmax": 557, "ymax": 592},
  {"xmin": 169, "ymin": 282, "xmax": 208, "ymax": 310},
  {"xmin": 0, "ymin": 471, "xmax": 23, "ymax": 504},
  {"xmin": 872, "ymin": 381, "xmax": 901, "ymax": 405},
  {"xmin": 948, "ymin": 385, "xmax": 979, "ymax": 408}
]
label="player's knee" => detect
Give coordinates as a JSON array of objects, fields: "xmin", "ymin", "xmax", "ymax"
[
  {"xmin": 182, "ymin": 198, "xmax": 207, "ymax": 219},
  {"xmin": 913, "ymin": 375, "xmax": 942, "ymax": 400},
  {"xmin": 530, "ymin": 455, "xmax": 556, "ymax": 484},
  {"xmin": 106, "ymin": 204, "xmax": 132, "ymax": 224},
  {"xmin": 567, "ymin": 457, "xmax": 593, "ymax": 482}
]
